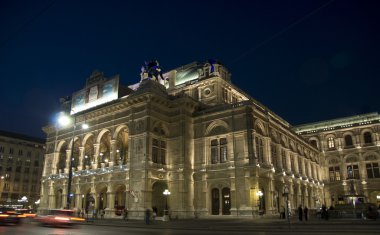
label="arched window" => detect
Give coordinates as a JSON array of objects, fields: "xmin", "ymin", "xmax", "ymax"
[
  {"xmin": 310, "ymin": 140, "xmax": 318, "ymax": 149},
  {"xmin": 344, "ymin": 135, "xmax": 353, "ymax": 148},
  {"xmin": 328, "ymin": 137, "xmax": 335, "ymax": 149},
  {"xmin": 152, "ymin": 138, "xmax": 166, "ymax": 164},
  {"xmin": 346, "ymin": 164, "xmax": 359, "ymax": 179},
  {"xmin": 329, "ymin": 165, "xmax": 341, "ymax": 182},
  {"xmin": 210, "ymin": 138, "xmax": 228, "ymax": 164},
  {"xmin": 366, "ymin": 163, "xmax": 380, "ymax": 178},
  {"xmin": 255, "ymin": 137, "xmax": 264, "ymax": 163},
  {"xmin": 363, "ymin": 132, "xmax": 372, "ymax": 144}
]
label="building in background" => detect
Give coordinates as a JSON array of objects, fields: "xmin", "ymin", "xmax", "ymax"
[
  {"xmin": 0, "ymin": 130, "xmax": 45, "ymax": 209},
  {"xmin": 294, "ymin": 113, "xmax": 380, "ymax": 208}
]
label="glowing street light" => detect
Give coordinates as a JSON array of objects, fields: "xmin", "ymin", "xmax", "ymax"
[
  {"xmin": 256, "ymin": 190, "xmax": 264, "ymax": 214},
  {"xmin": 163, "ymin": 189, "xmax": 171, "ymax": 221},
  {"xmin": 163, "ymin": 189, "xmax": 171, "ymax": 210}
]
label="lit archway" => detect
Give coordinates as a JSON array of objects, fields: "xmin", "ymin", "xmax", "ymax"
[{"xmin": 152, "ymin": 182, "xmax": 168, "ymax": 216}]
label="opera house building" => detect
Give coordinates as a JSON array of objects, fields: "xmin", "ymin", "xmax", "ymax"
[{"xmin": 39, "ymin": 60, "xmax": 380, "ymax": 218}]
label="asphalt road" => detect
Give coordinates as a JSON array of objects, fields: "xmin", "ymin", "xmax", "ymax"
[{"xmin": 1, "ymin": 219, "xmax": 380, "ymax": 235}]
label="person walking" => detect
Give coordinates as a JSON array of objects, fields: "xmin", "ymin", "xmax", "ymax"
[
  {"xmin": 145, "ymin": 208, "xmax": 151, "ymax": 225},
  {"xmin": 280, "ymin": 206, "xmax": 285, "ymax": 219},
  {"xmin": 304, "ymin": 206, "xmax": 308, "ymax": 221},
  {"xmin": 100, "ymin": 208, "xmax": 105, "ymax": 219},
  {"xmin": 298, "ymin": 205, "xmax": 303, "ymax": 221},
  {"xmin": 123, "ymin": 208, "xmax": 128, "ymax": 221}
]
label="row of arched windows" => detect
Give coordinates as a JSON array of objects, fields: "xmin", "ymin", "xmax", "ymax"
[
  {"xmin": 310, "ymin": 131, "xmax": 374, "ymax": 150},
  {"xmin": 55, "ymin": 129, "xmax": 128, "ymax": 174},
  {"xmin": 54, "ymin": 124, "xmax": 170, "ymax": 174},
  {"xmin": 328, "ymin": 155, "xmax": 380, "ymax": 182}
]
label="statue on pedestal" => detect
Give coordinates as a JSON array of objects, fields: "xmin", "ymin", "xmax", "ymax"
[{"xmin": 140, "ymin": 60, "xmax": 164, "ymax": 82}]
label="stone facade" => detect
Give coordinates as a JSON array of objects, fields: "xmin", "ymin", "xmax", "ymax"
[
  {"xmin": 40, "ymin": 61, "xmax": 337, "ymax": 219},
  {"xmin": 294, "ymin": 113, "xmax": 380, "ymax": 208}
]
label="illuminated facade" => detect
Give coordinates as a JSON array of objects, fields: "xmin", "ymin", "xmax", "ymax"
[
  {"xmin": 294, "ymin": 113, "xmax": 380, "ymax": 207},
  {"xmin": 0, "ymin": 131, "xmax": 45, "ymax": 208},
  {"xmin": 40, "ymin": 61, "xmax": 329, "ymax": 218}
]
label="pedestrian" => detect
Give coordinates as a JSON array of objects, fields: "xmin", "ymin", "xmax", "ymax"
[
  {"xmin": 123, "ymin": 208, "xmax": 128, "ymax": 221},
  {"xmin": 298, "ymin": 205, "xmax": 303, "ymax": 221},
  {"xmin": 100, "ymin": 208, "xmax": 105, "ymax": 219},
  {"xmin": 304, "ymin": 206, "xmax": 308, "ymax": 221},
  {"xmin": 280, "ymin": 206, "xmax": 285, "ymax": 219},
  {"xmin": 145, "ymin": 208, "xmax": 151, "ymax": 225},
  {"xmin": 321, "ymin": 205, "xmax": 328, "ymax": 220},
  {"xmin": 80, "ymin": 209, "xmax": 84, "ymax": 218}
]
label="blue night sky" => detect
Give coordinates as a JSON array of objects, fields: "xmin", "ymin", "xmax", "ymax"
[{"xmin": 0, "ymin": 0, "xmax": 379, "ymax": 139}]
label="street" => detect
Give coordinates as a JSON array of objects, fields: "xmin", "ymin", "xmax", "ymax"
[{"xmin": 2, "ymin": 218, "xmax": 380, "ymax": 235}]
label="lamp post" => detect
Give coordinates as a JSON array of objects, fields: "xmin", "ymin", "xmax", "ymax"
[
  {"xmin": 256, "ymin": 190, "xmax": 263, "ymax": 215},
  {"xmin": 82, "ymin": 194, "xmax": 85, "ymax": 211},
  {"xmin": 66, "ymin": 118, "xmax": 76, "ymax": 209},
  {"xmin": 283, "ymin": 185, "xmax": 290, "ymax": 228},
  {"xmin": 58, "ymin": 111, "xmax": 90, "ymax": 210},
  {"xmin": 163, "ymin": 189, "xmax": 171, "ymax": 221},
  {"xmin": 58, "ymin": 112, "xmax": 76, "ymax": 209}
]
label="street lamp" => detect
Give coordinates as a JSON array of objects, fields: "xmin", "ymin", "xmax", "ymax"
[
  {"xmin": 57, "ymin": 112, "xmax": 78, "ymax": 209},
  {"xmin": 82, "ymin": 194, "xmax": 85, "ymax": 211},
  {"xmin": 256, "ymin": 190, "xmax": 263, "ymax": 215},
  {"xmin": 163, "ymin": 189, "xmax": 171, "ymax": 221}
]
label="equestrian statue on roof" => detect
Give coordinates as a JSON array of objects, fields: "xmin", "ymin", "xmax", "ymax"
[{"xmin": 140, "ymin": 60, "xmax": 165, "ymax": 82}]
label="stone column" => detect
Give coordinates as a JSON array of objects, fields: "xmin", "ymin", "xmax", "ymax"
[
  {"xmin": 51, "ymin": 152, "xmax": 59, "ymax": 176},
  {"xmin": 289, "ymin": 181, "xmax": 295, "ymax": 212},
  {"xmin": 106, "ymin": 191, "xmax": 115, "ymax": 217},
  {"xmin": 93, "ymin": 143, "xmax": 100, "ymax": 169},
  {"xmin": 228, "ymin": 172, "xmax": 236, "ymax": 214},
  {"xmin": 62, "ymin": 185, "xmax": 68, "ymax": 209},
  {"xmin": 267, "ymin": 177, "xmax": 275, "ymax": 214},
  {"xmin": 78, "ymin": 146, "xmax": 85, "ymax": 170},
  {"xmin": 47, "ymin": 183, "xmax": 55, "ymax": 209},
  {"xmin": 264, "ymin": 137, "xmax": 271, "ymax": 165},
  {"xmin": 65, "ymin": 149, "xmax": 72, "ymax": 174},
  {"xmin": 249, "ymin": 171, "xmax": 259, "ymax": 216},
  {"xmin": 276, "ymin": 144, "xmax": 281, "ymax": 168},
  {"xmin": 285, "ymin": 149, "xmax": 290, "ymax": 173},
  {"xmin": 200, "ymin": 173, "xmax": 208, "ymax": 216},
  {"xmin": 252, "ymin": 131, "xmax": 257, "ymax": 164},
  {"xmin": 111, "ymin": 140, "xmax": 117, "ymax": 165}
]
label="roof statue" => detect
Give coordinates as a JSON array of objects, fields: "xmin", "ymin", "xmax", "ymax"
[
  {"xmin": 140, "ymin": 60, "xmax": 165, "ymax": 83},
  {"xmin": 208, "ymin": 59, "xmax": 221, "ymax": 73}
]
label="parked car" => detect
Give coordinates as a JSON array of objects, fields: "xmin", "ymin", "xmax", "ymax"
[
  {"xmin": 36, "ymin": 209, "xmax": 85, "ymax": 227},
  {"xmin": 0, "ymin": 208, "xmax": 24, "ymax": 225}
]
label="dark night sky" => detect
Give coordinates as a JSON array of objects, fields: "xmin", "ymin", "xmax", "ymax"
[{"xmin": 0, "ymin": 0, "xmax": 379, "ymax": 139}]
